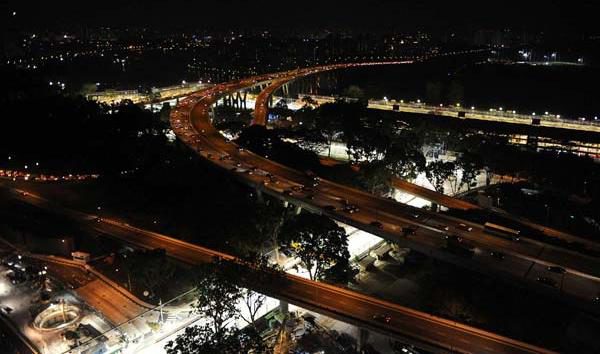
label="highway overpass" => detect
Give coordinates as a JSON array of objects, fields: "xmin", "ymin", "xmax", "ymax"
[
  {"xmin": 167, "ymin": 60, "xmax": 600, "ymax": 352},
  {"xmin": 5, "ymin": 185, "xmax": 556, "ymax": 354}
]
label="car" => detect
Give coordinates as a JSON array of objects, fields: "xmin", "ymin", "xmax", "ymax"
[
  {"xmin": 235, "ymin": 162, "xmax": 242, "ymax": 167},
  {"xmin": 546, "ymin": 266, "xmax": 566, "ymax": 274},
  {"xmin": 536, "ymin": 277, "xmax": 558, "ymax": 288},
  {"xmin": 301, "ymin": 186, "xmax": 313, "ymax": 192},
  {"xmin": 490, "ymin": 251, "xmax": 505, "ymax": 260},
  {"xmin": 457, "ymin": 223, "xmax": 473, "ymax": 232},
  {"xmin": 403, "ymin": 227, "xmax": 416, "ymax": 236},
  {"xmin": 593, "ymin": 294, "xmax": 600, "ymax": 304},
  {"xmin": 410, "ymin": 213, "xmax": 420, "ymax": 219},
  {"xmin": 445, "ymin": 234, "xmax": 463, "ymax": 243},
  {"xmin": 370, "ymin": 221, "xmax": 384, "ymax": 230},
  {"xmin": 437, "ymin": 224, "xmax": 450, "ymax": 231},
  {"xmin": 95, "ymin": 217, "xmax": 102, "ymax": 223},
  {"xmin": 304, "ymin": 194, "xmax": 315, "ymax": 200},
  {"xmin": 284, "ymin": 190, "xmax": 294, "ymax": 196},
  {"xmin": 372, "ymin": 314, "xmax": 392, "ymax": 324},
  {"xmin": 291, "ymin": 186, "xmax": 302, "ymax": 192},
  {"xmin": 343, "ymin": 205, "xmax": 359, "ymax": 214}
]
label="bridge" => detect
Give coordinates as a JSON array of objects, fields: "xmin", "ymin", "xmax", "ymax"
[{"xmin": 298, "ymin": 94, "xmax": 600, "ymax": 134}]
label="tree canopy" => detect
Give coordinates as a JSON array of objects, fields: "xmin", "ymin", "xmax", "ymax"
[{"xmin": 280, "ymin": 213, "xmax": 351, "ymax": 282}]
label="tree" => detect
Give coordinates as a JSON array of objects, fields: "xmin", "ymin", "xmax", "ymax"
[
  {"xmin": 123, "ymin": 248, "xmax": 176, "ymax": 298},
  {"xmin": 166, "ymin": 257, "xmax": 276, "ymax": 354},
  {"xmin": 322, "ymin": 258, "xmax": 358, "ymax": 285},
  {"xmin": 315, "ymin": 102, "xmax": 346, "ymax": 157},
  {"xmin": 252, "ymin": 201, "xmax": 293, "ymax": 261},
  {"xmin": 343, "ymin": 85, "xmax": 365, "ymax": 100},
  {"xmin": 346, "ymin": 127, "xmax": 390, "ymax": 162},
  {"xmin": 280, "ymin": 213, "xmax": 351, "ymax": 281},
  {"xmin": 384, "ymin": 135, "xmax": 426, "ymax": 181},
  {"xmin": 301, "ymin": 95, "xmax": 318, "ymax": 107},
  {"xmin": 159, "ymin": 102, "xmax": 171, "ymax": 123},
  {"xmin": 193, "ymin": 260, "xmax": 243, "ymax": 336},
  {"xmin": 165, "ymin": 324, "xmax": 267, "ymax": 354},
  {"xmin": 236, "ymin": 125, "xmax": 320, "ymax": 172},
  {"xmin": 425, "ymin": 160, "xmax": 456, "ymax": 194},
  {"xmin": 358, "ymin": 161, "xmax": 393, "ymax": 196},
  {"xmin": 237, "ymin": 254, "xmax": 280, "ymax": 327},
  {"xmin": 455, "ymin": 152, "xmax": 484, "ymax": 192}
]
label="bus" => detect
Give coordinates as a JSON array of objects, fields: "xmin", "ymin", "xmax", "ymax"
[{"xmin": 484, "ymin": 222, "xmax": 521, "ymax": 241}]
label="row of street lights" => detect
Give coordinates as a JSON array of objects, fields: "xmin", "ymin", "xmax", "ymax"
[{"xmin": 383, "ymin": 97, "xmax": 599, "ymax": 122}]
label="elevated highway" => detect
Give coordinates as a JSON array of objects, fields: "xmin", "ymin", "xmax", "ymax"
[
  {"xmin": 247, "ymin": 65, "xmax": 600, "ymax": 279},
  {"xmin": 169, "ymin": 61, "xmax": 596, "ymax": 352},
  {"xmin": 247, "ymin": 71, "xmax": 600, "ymax": 288},
  {"xmin": 4, "ymin": 185, "xmax": 555, "ymax": 354}
]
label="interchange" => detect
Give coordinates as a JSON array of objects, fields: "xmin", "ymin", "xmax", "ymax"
[
  {"xmin": 241, "ymin": 63, "xmax": 600, "ymax": 299},
  {"xmin": 168, "ymin": 60, "xmax": 596, "ymax": 352}
]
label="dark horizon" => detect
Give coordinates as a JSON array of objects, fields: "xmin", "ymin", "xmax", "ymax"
[{"xmin": 5, "ymin": 0, "xmax": 600, "ymax": 34}]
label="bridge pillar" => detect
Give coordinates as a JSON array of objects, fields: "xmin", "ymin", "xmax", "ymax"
[
  {"xmin": 294, "ymin": 205, "xmax": 301, "ymax": 215},
  {"xmin": 241, "ymin": 91, "xmax": 247, "ymax": 109},
  {"xmin": 358, "ymin": 328, "xmax": 370, "ymax": 352},
  {"xmin": 256, "ymin": 189, "xmax": 264, "ymax": 203},
  {"xmin": 279, "ymin": 300, "xmax": 288, "ymax": 314},
  {"xmin": 282, "ymin": 82, "xmax": 289, "ymax": 97},
  {"xmin": 282, "ymin": 200, "xmax": 289, "ymax": 208}
]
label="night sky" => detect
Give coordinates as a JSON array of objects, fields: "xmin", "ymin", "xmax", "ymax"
[{"xmin": 5, "ymin": 0, "xmax": 600, "ymax": 32}]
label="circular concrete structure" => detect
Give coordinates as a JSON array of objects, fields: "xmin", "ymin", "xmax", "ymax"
[{"xmin": 33, "ymin": 302, "xmax": 81, "ymax": 331}]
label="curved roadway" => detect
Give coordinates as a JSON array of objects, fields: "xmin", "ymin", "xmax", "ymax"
[
  {"xmin": 169, "ymin": 62, "xmax": 562, "ymax": 353},
  {"xmin": 246, "ymin": 67, "xmax": 600, "ymax": 310}
]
